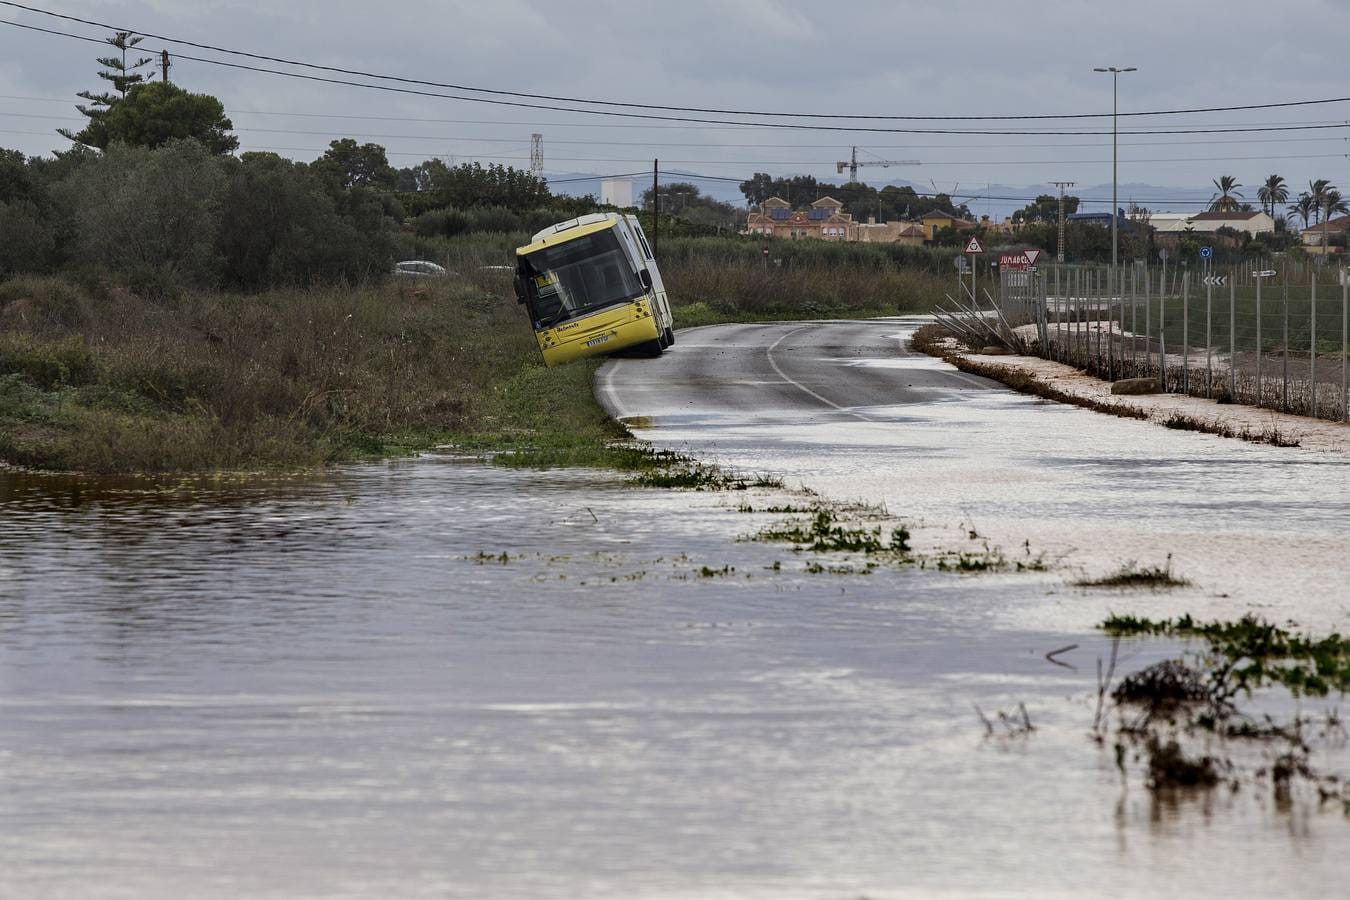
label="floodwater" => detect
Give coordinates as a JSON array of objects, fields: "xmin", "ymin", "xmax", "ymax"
[
  {"xmin": 1, "ymin": 458, "xmax": 1345, "ymax": 899},
  {"xmin": 3, "ymin": 318, "xmax": 1349, "ymax": 898}
]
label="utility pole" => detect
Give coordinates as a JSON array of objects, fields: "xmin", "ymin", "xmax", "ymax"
[
  {"xmin": 160, "ymin": 49, "xmax": 171, "ymax": 83},
  {"xmin": 529, "ymin": 133, "xmax": 543, "ymax": 180},
  {"xmin": 1051, "ymin": 180, "xmax": 1075, "ymax": 263},
  {"xmin": 1094, "ymin": 66, "xmax": 1136, "ymax": 298},
  {"xmin": 652, "ymin": 159, "xmax": 659, "ymax": 257}
]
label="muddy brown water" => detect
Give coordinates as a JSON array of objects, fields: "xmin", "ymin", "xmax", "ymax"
[{"xmin": 1, "ymin": 453, "xmax": 1345, "ymax": 899}]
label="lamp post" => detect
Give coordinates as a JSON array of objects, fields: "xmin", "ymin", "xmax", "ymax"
[{"xmin": 1094, "ymin": 66, "xmax": 1136, "ymax": 299}]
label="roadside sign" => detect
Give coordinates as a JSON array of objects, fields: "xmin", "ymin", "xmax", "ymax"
[
  {"xmin": 1253, "ymin": 270, "xmax": 1277, "ymax": 278},
  {"xmin": 1202, "ymin": 274, "xmax": 1227, "ymax": 286},
  {"xmin": 1159, "ymin": 248, "xmax": 1169, "ymax": 261},
  {"xmin": 953, "ymin": 255, "xmax": 969, "ymax": 271},
  {"xmin": 1199, "ymin": 246, "xmax": 1213, "ymax": 259},
  {"xmin": 999, "ymin": 252, "xmax": 1031, "ymax": 272},
  {"xmin": 964, "ymin": 236, "xmax": 983, "ymax": 254},
  {"xmin": 1023, "ymin": 249, "xmax": 1042, "ymax": 267}
]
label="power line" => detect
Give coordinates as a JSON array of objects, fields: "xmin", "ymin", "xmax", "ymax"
[
  {"xmin": 4, "ymin": 16, "xmax": 1350, "ymax": 137},
  {"xmin": 7, "ymin": 1, "xmax": 1350, "ymax": 124}
]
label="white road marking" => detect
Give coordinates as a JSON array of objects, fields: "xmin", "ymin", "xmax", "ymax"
[
  {"xmin": 765, "ymin": 326, "xmax": 871, "ymax": 421},
  {"xmin": 598, "ymin": 359, "xmax": 633, "ymax": 420}
]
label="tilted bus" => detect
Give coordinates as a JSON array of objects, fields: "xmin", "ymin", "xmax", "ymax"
[{"xmin": 513, "ymin": 213, "xmax": 674, "ymax": 367}]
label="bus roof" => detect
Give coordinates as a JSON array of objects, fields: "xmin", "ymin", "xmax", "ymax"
[{"xmin": 515, "ymin": 219, "xmax": 616, "ymax": 257}]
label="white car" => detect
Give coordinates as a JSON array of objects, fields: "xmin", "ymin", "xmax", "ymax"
[{"xmin": 393, "ymin": 260, "xmax": 449, "ymax": 278}]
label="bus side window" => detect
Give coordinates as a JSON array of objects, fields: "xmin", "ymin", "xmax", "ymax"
[{"xmin": 633, "ymin": 225, "xmax": 654, "ymax": 260}]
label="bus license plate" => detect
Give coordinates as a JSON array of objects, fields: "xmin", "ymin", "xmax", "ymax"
[{"xmin": 586, "ymin": 334, "xmax": 611, "ymax": 347}]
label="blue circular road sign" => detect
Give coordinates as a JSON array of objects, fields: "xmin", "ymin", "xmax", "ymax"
[{"xmin": 1199, "ymin": 246, "xmax": 1213, "ymax": 259}]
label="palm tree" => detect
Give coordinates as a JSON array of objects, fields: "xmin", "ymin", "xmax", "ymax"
[
  {"xmin": 1209, "ymin": 175, "xmax": 1243, "ymax": 212},
  {"xmin": 1318, "ymin": 186, "xmax": 1348, "ymax": 256},
  {"xmin": 1308, "ymin": 179, "xmax": 1330, "ymax": 224},
  {"xmin": 1256, "ymin": 174, "xmax": 1288, "ymax": 218},
  {"xmin": 1289, "ymin": 194, "xmax": 1316, "ymax": 231}
]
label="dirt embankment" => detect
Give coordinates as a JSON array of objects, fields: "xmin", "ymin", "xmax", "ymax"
[{"xmin": 911, "ymin": 324, "xmax": 1350, "ymax": 455}]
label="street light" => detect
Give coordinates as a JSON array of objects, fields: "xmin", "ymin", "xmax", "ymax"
[{"xmin": 1094, "ymin": 66, "xmax": 1136, "ymax": 297}]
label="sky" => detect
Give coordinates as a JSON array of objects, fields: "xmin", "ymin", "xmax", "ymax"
[{"xmin": 2, "ymin": 0, "xmax": 1348, "ymax": 214}]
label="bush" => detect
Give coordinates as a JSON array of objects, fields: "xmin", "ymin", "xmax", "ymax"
[
  {"xmin": 217, "ymin": 152, "xmax": 388, "ymax": 288},
  {"xmin": 415, "ymin": 208, "xmax": 470, "ymax": 238},
  {"xmin": 56, "ymin": 139, "xmax": 227, "ymax": 288},
  {"xmin": 467, "ymin": 205, "xmax": 522, "ymax": 234},
  {"xmin": 0, "ymin": 200, "xmax": 56, "ymax": 275}
]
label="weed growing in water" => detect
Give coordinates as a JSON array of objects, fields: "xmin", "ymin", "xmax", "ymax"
[
  {"xmin": 1077, "ymin": 555, "xmax": 1191, "ymax": 590},
  {"xmin": 1098, "ymin": 612, "xmax": 1350, "ymax": 805}
]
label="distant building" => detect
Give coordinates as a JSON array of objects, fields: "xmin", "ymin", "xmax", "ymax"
[
  {"xmin": 1186, "ymin": 210, "xmax": 1274, "ymax": 236},
  {"xmin": 918, "ymin": 210, "xmax": 977, "ymax": 241},
  {"xmin": 1066, "ymin": 210, "xmax": 1129, "ymax": 228},
  {"xmin": 1145, "ymin": 212, "xmax": 1195, "ymax": 234},
  {"xmin": 855, "ymin": 218, "xmax": 927, "ymax": 246},
  {"xmin": 745, "ymin": 196, "xmax": 856, "ymax": 241},
  {"xmin": 600, "ymin": 178, "xmax": 634, "ymax": 208},
  {"xmin": 1300, "ymin": 215, "xmax": 1350, "ymax": 255}
]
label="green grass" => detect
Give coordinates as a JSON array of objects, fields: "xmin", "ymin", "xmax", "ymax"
[{"xmin": 1100, "ymin": 613, "xmax": 1350, "ymax": 697}]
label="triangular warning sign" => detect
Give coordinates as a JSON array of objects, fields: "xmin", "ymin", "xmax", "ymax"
[
  {"xmin": 964, "ymin": 237, "xmax": 983, "ymax": 254},
  {"xmin": 1023, "ymin": 249, "xmax": 1041, "ymax": 266}
]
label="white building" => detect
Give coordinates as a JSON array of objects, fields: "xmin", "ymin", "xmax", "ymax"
[
  {"xmin": 1145, "ymin": 212, "xmax": 1195, "ymax": 234},
  {"xmin": 600, "ymin": 178, "xmax": 634, "ymax": 209},
  {"xmin": 1186, "ymin": 210, "xmax": 1275, "ymax": 236}
]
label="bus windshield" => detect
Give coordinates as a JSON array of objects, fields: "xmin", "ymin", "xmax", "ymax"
[{"xmin": 519, "ymin": 228, "xmax": 645, "ymax": 328}]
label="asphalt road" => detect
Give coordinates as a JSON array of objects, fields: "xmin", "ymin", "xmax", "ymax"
[
  {"xmin": 595, "ymin": 317, "xmax": 996, "ymax": 426},
  {"xmin": 596, "ymin": 317, "xmax": 1350, "ymax": 628}
]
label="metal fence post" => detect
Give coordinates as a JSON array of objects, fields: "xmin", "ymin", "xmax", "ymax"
[
  {"xmin": 1282, "ymin": 268, "xmax": 1289, "ymax": 413},
  {"xmin": 1229, "ymin": 272, "xmax": 1236, "ymax": 402},
  {"xmin": 1160, "ymin": 269, "xmax": 1167, "ymax": 389},
  {"xmin": 1108, "ymin": 275, "xmax": 1115, "ymax": 381},
  {"xmin": 1311, "ymin": 270, "xmax": 1317, "ymax": 418},
  {"xmin": 1182, "ymin": 272, "xmax": 1190, "ymax": 394},
  {"xmin": 1343, "ymin": 273, "xmax": 1348, "ymax": 423},
  {"xmin": 1205, "ymin": 263, "xmax": 1213, "ymax": 398},
  {"xmin": 1256, "ymin": 273, "xmax": 1263, "ymax": 409},
  {"xmin": 1145, "ymin": 265, "xmax": 1152, "ymax": 377}
]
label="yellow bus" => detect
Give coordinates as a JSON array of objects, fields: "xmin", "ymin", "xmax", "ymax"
[{"xmin": 513, "ymin": 213, "xmax": 674, "ymax": 367}]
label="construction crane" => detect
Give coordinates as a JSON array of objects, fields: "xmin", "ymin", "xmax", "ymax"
[{"xmin": 836, "ymin": 146, "xmax": 920, "ymax": 183}]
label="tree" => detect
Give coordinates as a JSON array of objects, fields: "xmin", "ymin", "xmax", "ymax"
[
  {"xmin": 1289, "ymin": 194, "xmax": 1315, "ymax": 232},
  {"xmin": 1209, "ymin": 175, "xmax": 1243, "ymax": 212},
  {"xmin": 1256, "ymin": 174, "xmax": 1288, "ymax": 218},
  {"xmin": 57, "ymin": 139, "xmax": 228, "ymax": 286},
  {"xmin": 640, "ymin": 182, "xmax": 738, "ymax": 227},
  {"xmin": 1308, "ymin": 179, "xmax": 1330, "ymax": 224},
  {"xmin": 1011, "ymin": 194, "xmax": 1078, "ymax": 224},
  {"xmin": 217, "ymin": 152, "xmax": 390, "ymax": 287},
  {"xmin": 313, "ymin": 139, "xmax": 398, "ymax": 190},
  {"xmin": 69, "ymin": 81, "xmax": 238, "ymax": 154},
  {"xmin": 426, "ymin": 161, "xmax": 550, "ymax": 211},
  {"xmin": 57, "ymin": 32, "xmax": 154, "ymax": 147},
  {"xmin": 1316, "ymin": 186, "xmax": 1347, "ymax": 256}
]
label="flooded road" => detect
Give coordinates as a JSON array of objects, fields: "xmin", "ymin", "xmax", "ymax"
[
  {"xmin": 599, "ymin": 318, "xmax": 1350, "ymax": 631},
  {"xmin": 1, "ymin": 320, "xmax": 1347, "ymax": 898}
]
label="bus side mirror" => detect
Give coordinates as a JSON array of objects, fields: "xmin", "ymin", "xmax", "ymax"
[
  {"xmin": 638, "ymin": 269, "xmax": 653, "ymax": 291},
  {"xmin": 513, "ymin": 273, "xmax": 526, "ymax": 304}
]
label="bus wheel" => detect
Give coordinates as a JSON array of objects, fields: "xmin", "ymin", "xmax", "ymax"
[
  {"xmin": 663, "ymin": 327, "xmax": 675, "ymax": 347},
  {"xmin": 637, "ymin": 338, "xmax": 664, "ymax": 357}
]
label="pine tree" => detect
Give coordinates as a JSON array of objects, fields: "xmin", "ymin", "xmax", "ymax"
[{"xmin": 58, "ymin": 32, "xmax": 155, "ymax": 147}]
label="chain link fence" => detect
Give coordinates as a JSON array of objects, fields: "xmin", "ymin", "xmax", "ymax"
[{"xmin": 998, "ymin": 262, "xmax": 1350, "ymax": 423}]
